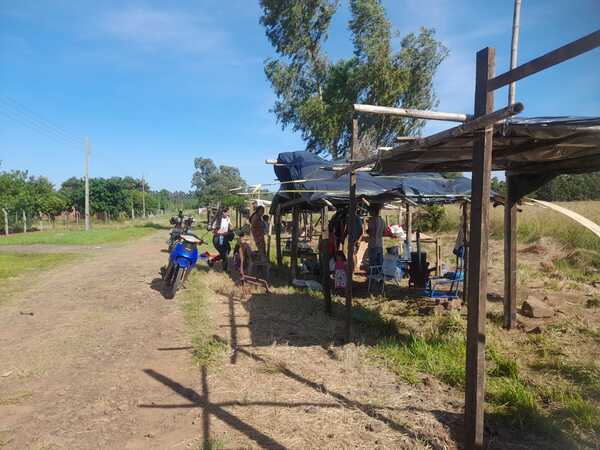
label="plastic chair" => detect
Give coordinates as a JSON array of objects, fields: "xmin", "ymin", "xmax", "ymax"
[{"xmin": 368, "ymin": 256, "xmax": 404, "ymax": 295}]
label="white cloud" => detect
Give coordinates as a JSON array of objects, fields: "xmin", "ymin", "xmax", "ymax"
[{"xmin": 99, "ymin": 6, "xmax": 228, "ymax": 55}]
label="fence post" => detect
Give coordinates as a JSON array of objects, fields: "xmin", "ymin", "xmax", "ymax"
[
  {"xmin": 2, "ymin": 209, "xmax": 8, "ymax": 236},
  {"xmin": 22, "ymin": 210, "xmax": 27, "ymax": 233}
]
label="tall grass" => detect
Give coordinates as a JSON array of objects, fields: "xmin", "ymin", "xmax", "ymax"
[{"xmin": 442, "ymin": 201, "xmax": 600, "ymax": 252}]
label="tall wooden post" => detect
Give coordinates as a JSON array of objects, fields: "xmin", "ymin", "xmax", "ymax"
[
  {"xmin": 462, "ymin": 201, "xmax": 470, "ymax": 303},
  {"xmin": 275, "ymin": 206, "xmax": 282, "ymax": 268},
  {"xmin": 345, "ymin": 117, "xmax": 359, "ymax": 341},
  {"xmin": 22, "ymin": 210, "xmax": 26, "ymax": 233},
  {"xmin": 465, "ymin": 47, "xmax": 495, "ymax": 450},
  {"xmin": 405, "ymin": 203, "xmax": 412, "ymax": 258},
  {"xmin": 290, "ymin": 207, "xmax": 299, "ymax": 282},
  {"xmin": 503, "ymin": 175, "xmax": 518, "ymax": 329},
  {"xmin": 320, "ymin": 205, "xmax": 332, "ymax": 315}
]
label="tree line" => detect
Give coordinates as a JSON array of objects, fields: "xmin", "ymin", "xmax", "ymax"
[{"xmin": 0, "ymin": 168, "xmax": 197, "ymax": 230}]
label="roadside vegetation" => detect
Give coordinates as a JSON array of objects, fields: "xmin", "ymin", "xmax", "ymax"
[
  {"xmin": 180, "ymin": 270, "xmax": 228, "ymax": 367},
  {"xmin": 0, "ymin": 252, "xmax": 76, "ymax": 282},
  {"xmin": 0, "ymin": 223, "xmax": 159, "ymax": 246}
]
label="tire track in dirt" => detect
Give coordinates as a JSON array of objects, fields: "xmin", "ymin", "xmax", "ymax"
[{"xmin": 0, "ymin": 233, "xmax": 202, "ymax": 450}]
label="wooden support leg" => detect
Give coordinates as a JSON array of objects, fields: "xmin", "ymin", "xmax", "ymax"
[
  {"xmin": 465, "ymin": 47, "xmax": 495, "ymax": 450},
  {"xmin": 503, "ymin": 175, "xmax": 518, "ymax": 329},
  {"xmin": 275, "ymin": 207, "xmax": 282, "ymax": 268},
  {"xmin": 290, "ymin": 207, "xmax": 299, "ymax": 283},
  {"xmin": 319, "ymin": 206, "xmax": 332, "ymax": 315},
  {"xmin": 462, "ymin": 202, "xmax": 470, "ymax": 303}
]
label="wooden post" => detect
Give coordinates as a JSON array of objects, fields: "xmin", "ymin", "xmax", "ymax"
[
  {"xmin": 2, "ymin": 209, "xmax": 8, "ymax": 236},
  {"xmin": 405, "ymin": 203, "xmax": 412, "ymax": 258},
  {"xmin": 345, "ymin": 117, "xmax": 359, "ymax": 342},
  {"xmin": 503, "ymin": 175, "xmax": 518, "ymax": 329},
  {"xmin": 320, "ymin": 205, "xmax": 332, "ymax": 315},
  {"xmin": 290, "ymin": 207, "xmax": 299, "ymax": 282},
  {"xmin": 465, "ymin": 47, "xmax": 495, "ymax": 450},
  {"xmin": 275, "ymin": 206, "xmax": 282, "ymax": 268},
  {"xmin": 22, "ymin": 210, "xmax": 27, "ymax": 233},
  {"xmin": 436, "ymin": 238, "xmax": 441, "ymax": 276},
  {"xmin": 266, "ymin": 214, "xmax": 273, "ymax": 262},
  {"xmin": 462, "ymin": 201, "xmax": 470, "ymax": 303}
]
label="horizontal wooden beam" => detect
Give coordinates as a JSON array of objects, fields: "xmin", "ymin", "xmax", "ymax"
[
  {"xmin": 335, "ymin": 102, "xmax": 525, "ymax": 177},
  {"xmin": 488, "ymin": 29, "xmax": 600, "ymax": 92},
  {"xmin": 353, "ymin": 104, "xmax": 472, "ymax": 122}
]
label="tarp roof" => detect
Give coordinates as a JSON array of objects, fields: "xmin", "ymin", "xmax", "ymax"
[
  {"xmin": 271, "ymin": 151, "xmax": 472, "ymax": 212},
  {"xmin": 374, "ymin": 116, "xmax": 600, "ymax": 177}
]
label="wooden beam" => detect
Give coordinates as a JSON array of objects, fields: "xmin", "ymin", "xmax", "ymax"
[
  {"xmin": 504, "ymin": 174, "xmax": 518, "ymax": 329},
  {"xmin": 405, "ymin": 203, "xmax": 412, "ymax": 258},
  {"xmin": 465, "ymin": 47, "xmax": 495, "ymax": 450},
  {"xmin": 335, "ymin": 102, "xmax": 524, "ymax": 177},
  {"xmin": 345, "ymin": 117, "xmax": 359, "ymax": 342},
  {"xmin": 279, "ymin": 196, "xmax": 306, "ymax": 210},
  {"xmin": 488, "ymin": 29, "xmax": 600, "ymax": 92},
  {"xmin": 353, "ymin": 103, "xmax": 471, "ymax": 122}
]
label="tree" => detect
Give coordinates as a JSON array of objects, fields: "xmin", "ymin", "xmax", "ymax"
[
  {"xmin": 191, "ymin": 158, "xmax": 246, "ymax": 206},
  {"xmin": 260, "ymin": 0, "xmax": 447, "ymax": 158}
]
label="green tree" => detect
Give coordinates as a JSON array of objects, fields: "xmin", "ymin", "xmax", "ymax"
[
  {"xmin": 192, "ymin": 158, "xmax": 246, "ymax": 206},
  {"xmin": 260, "ymin": 0, "xmax": 447, "ymax": 158}
]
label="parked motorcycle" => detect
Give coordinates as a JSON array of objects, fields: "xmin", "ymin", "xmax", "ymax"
[
  {"xmin": 167, "ymin": 215, "xmax": 195, "ymax": 251},
  {"xmin": 162, "ymin": 232, "xmax": 203, "ymax": 299}
]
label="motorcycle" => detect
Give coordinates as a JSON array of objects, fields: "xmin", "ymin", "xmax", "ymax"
[
  {"xmin": 167, "ymin": 216, "xmax": 195, "ymax": 251},
  {"xmin": 162, "ymin": 232, "xmax": 203, "ymax": 299}
]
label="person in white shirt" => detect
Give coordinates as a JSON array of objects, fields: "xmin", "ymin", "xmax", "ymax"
[{"xmin": 210, "ymin": 207, "xmax": 232, "ymax": 271}]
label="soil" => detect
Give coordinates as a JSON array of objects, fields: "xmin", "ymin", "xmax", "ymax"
[
  {"xmin": 0, "ymin": 233, "xmax": 464, "ymax": 449},
  {"xmin": 1, "ymin": 231, "xmax": 597, "ymax": 449}
]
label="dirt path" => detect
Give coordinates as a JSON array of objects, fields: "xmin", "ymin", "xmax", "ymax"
[
  {"xmin": 0, "ymin": 233, "xmax": 201, "ymax": 450},
  {"xmin": 1, "ymin": 234, "xmax": 464, "ymax": 450}
]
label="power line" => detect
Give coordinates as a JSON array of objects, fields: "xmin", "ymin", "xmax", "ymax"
[
  {"xmin": 0, "ymin": 105, "xmax": 81, "ymax": 149},
  {"xmin": 0, "ymin": 96, "xmax": 82, "ymax": 144}
]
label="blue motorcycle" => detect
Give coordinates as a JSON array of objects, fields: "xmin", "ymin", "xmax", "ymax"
[{"xmin": 162, "ymin": 233, "xmax": 203, "ymax": 298}]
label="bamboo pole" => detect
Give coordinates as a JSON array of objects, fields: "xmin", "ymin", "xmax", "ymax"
[
  {"xmin": 354, "ymin": 103, "xmax": 471, "ymax": 122},
  {"xmin": 335, "ymin": 102, "xmax": 524, "ymax": 177}
]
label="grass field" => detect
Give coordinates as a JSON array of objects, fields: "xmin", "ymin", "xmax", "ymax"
[
  {"xmin": 0, "ymin": 252, "xmax": 78, "ymax": 283},
  {"xmin": 0, "ymin": 223, "xmax": 163, "ymax": 246}
]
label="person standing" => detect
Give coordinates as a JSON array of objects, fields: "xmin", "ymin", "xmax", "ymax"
[
  {"xmin": 211, "ymin": 207, "xmax": 232, "ymax": 271},
  {"xmin": 367, "ymin": 205, "xmax": 385, "ymax": 267}
]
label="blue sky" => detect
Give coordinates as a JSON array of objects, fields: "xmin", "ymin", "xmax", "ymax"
[{"xmin": 1, "ymin": 0, "xmax": 599, "ymax": 192}]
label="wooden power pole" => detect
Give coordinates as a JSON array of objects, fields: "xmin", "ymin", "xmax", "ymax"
[{"xmin": 84, "ymin": 137, "xmax": 91, "ymax": 231}]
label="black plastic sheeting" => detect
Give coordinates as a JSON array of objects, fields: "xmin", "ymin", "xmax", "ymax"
[
  {"xmin": 271, "ymin": 151, "xmax": 472, "ymax": 213},
  {"xmin": 374, "ymin": 116, "xmax": 600, "ymax": 198}
]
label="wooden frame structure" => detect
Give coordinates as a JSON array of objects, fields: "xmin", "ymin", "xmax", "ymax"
[{"xmin": 343, "ymin": 28, "xmax": 600, "ymax": 450}]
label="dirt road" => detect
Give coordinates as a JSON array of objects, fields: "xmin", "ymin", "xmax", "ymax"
[
  {"xmin": 0, "ymin": 233, "xmax": 465, "ymax": 450},
  {"xmin": 0, "ymin": 233, "xmax": 202, "ymax": 449}
]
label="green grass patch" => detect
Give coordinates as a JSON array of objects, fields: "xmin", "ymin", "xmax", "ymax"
[
  {"xmin": 0, "ymin": 252, "xmax": 77, "ymax": 282},
  {"xmin": 0, "ymin": 226, "xmax": 156, "ymax": 246},
  {"xmin": 371, "ymin": 312, "xmax": 466, "ymax": 387},
  {"xmin": 554, "ymin": 249, "xmax": 600, "ymax": 283},
  {"xmin": 181, "ymin": 273, "xmax": 228, "ymax": 367}
]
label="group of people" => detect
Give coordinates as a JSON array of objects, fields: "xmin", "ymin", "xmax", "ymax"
[
  {"xmin": 209, "ymin": 202, "xmax": 386, "ymax": 290},
  {"xmin": 209, "ymin": 202, "xmax": 269, "ymax": 271},
  {"xmin": 329, "ymin": 205, "xmax": 385, "ymax": 289}
]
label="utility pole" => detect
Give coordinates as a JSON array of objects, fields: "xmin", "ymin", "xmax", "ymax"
[
  {"xmin": 85, "ymin": 137, "xmax": 91, "ymax": 231},
  {"xmin": 141, "ymin": 175, "xmax": 146, "ymax": 218}
]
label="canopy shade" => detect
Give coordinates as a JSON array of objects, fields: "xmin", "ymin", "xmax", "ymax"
[
  {"xmin": 271, "ymin": 151, "xmax": 472, "ymax": 213},
  {"xmin": 373, "ymin": 117, "xmax": 600, "ymax": 176}
]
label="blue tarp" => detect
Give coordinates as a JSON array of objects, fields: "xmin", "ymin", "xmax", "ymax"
[{"xmin": 271, "ymin": 151, "xmax": 472, "ymax": 212}]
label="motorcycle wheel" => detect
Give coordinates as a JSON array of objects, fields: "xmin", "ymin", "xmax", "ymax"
[{"xmin": 166, "ymin": 267, "xmax": 185, "ymax": 299}]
